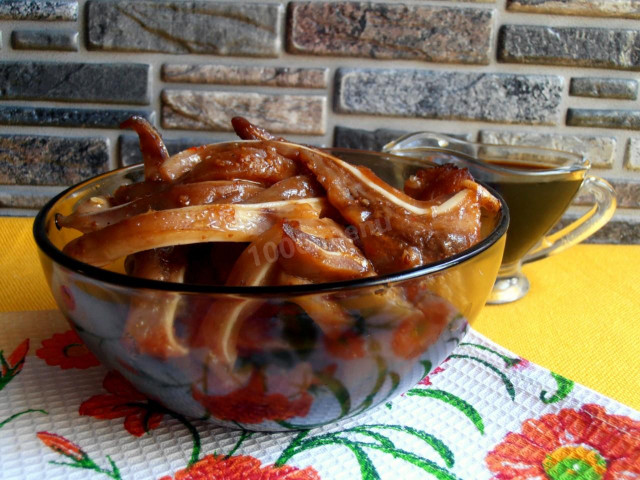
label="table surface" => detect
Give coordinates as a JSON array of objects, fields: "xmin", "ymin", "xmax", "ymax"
[{"xmin": 2, "ymin": 217, "xmax": 639, "ymax": 410}]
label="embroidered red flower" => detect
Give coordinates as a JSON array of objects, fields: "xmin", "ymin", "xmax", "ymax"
[
  {"xmin": 0, "ymin": 338, "xmax": 29, "ymax": 391},
  {"xmin": 79, "ymin": 370, "xmax": 164, "ymax": 436},
  {"xmin": 193, "ymin": 370, "xmax": 313, "ymax": 424},
  {"xmin": 486, "ymin": 403, "xmax": 640, "ymax": 480},
  {"xmin": 37, "ymin": 431, "xmax": 122, "ymax": 479},
  {"xmin": 36, "ymin": 330, "xmax": 100, "ymax": 370},
  {"xmin": 37, "ymin": 431, "xmax": 86, "ymax": 462},
  {"xmin": 159, "ymin": 454, "xmax": 321, "ymax": 480},
  {"xmin": 2, "ymin": 338, "xmax": 29, "ymax": 376}
]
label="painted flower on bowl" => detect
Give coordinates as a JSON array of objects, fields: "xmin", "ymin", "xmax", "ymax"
[
  {"xmin": 36, "ymin": 330, "xmax": 100, "ymax": 370},
  {"xmin": 486, "ymin": 403, "xmax": 640, "ymax": 479},
  {"xmin": 159, "ymin": 454, "xmax": 320, "ymax": 480},
  {"xmin": 192, "ymin": 370, "xmax": 313, "ymax": 424}
]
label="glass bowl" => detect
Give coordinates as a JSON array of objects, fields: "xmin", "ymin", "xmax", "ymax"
[{"xmin": 33, "ymin": 145, "xmax": 508, "ymax": 431}]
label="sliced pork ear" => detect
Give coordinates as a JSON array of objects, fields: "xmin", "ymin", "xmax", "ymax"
[
  {"xmin": 405, "ymin": 164, "xmax": 475, "ymax": 200},
  {"xmin": 276, "ymin": 272, "xmax": 354, "ymax": 337},
  {"xmin": 123, "ymin": 247, "xmax": 188, "ymax": 358},
  {"xmin": 296, "ymin": 148, "xmax": 489, "ymax": 274},
  {"xmin": 57, "ymin": 180, "xmax": 265, "ymax": 233},
  {"xmin": 242, "ymin": 175, "xmax": 324, "ymax": 203},
  {"xmin": 406, "ymin": 165, "xmax": 501, "ymax": 213},
  {"xmin": 194, "ymin": 224, "xmax": 284, "ymax": 367},
  {"xmin": 180, "ymin": 141, "xmax": 299, "ymax": 185},
  {"xmin": 63, "ymin": 198, "xmax": 328, "ymax": 267},
  {"xmin": 278, "ymin": 218, "xmax": 374, "ymax": 282},
  {"xmin": 120, "ymin": 116, "xmax": 170, "ymax": 182},
  {"xmin": 231, "ymin": 116, "xmax": 285, "ymax": 141}
]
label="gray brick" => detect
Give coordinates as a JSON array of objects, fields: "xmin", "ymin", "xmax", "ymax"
[
  {"xmin": 499, "ymin": 25, "xmax": 640, "ymax": 71},
  {"xmin": 570, "ymin": 77, "xmax": 638, "ymax": 100},
  {"xmin": 119, "ymin": 135, "xmax": 230, "ymax": 167},
  {"xmin": 567, "ymin": 109, "xmax": 640, "ymax": 130},
  {"xmin": 607, "ymin": 180, "xmax": 640, "ymax": 209},
  {"xmin": 0, "ymin": 135, "xmax": 110, "ymax": 186},
  {"xmin": 11, "ymin": 29, "xmax": 78, "ymax": 51},
  {"xmin": 0, "ymin": 185, "xmax": 65, "ymax": 209},
  {"xmin": 0, "ymin": 1, "xmax": 77, "ymax": 21},
  {"xmin": 287, "ymin": 2, "xmax": 493, "ymax": 65},
  {"xmin": 162, "ymin": 90, "xmax": 326, "ymax": 135},
  {"xmin": 479, "ymin": 130, "xmax": 616, "ymax": 169},
  {"xmin": 161, "ymin": 64, "xmax": 328, "ymax": 89},
  {"xmin": 555, "ymin": 215, "xmax": 640, "ymax": 244},
  {"xmin": 333, "ymin": 127, "xmax": 409, "ymax": 151},
  {"xmin": 336, "ymin": 69, "xmax": 563, "ymax": 125},
  {"xmin": 333, "ymin": 126, "xmax": 472, "ymax": 151},
  {"xmin": 507, "ymin": 0, "xmax": 640, "ymax": 19},
  {"xmin": 625, "ymin": 138, "xmax": 640, "ymax": 171},
  {"xmin": 572, "ymin": 179, "xmax": 640, "ymax": 209},
  {"xmin": 0, "ymin": 106, "xmax": 153, "ymax": 129},
  {"xmin": 0, "ymin": 62, "xmax": 150, "ymax": 105},
  {"xmin": 87, "ymin": 1, "xmax": 281, "ymax": 57}
]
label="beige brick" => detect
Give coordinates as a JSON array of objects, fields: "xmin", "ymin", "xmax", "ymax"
[
  {"xmin": 479, "ymin": 130, "xmax": 616, "ymax": 168},
  {"xmin": 507, "ymin": 0, "xmax": 640, "ymax": 19},
  {"xmin": 162, "ymin": 64, "xmax": 328, "ymax": 89},
  {"xmin": 162, "ymin": 90, "xmax": 326, "ymax": 135},
  {"xmin": 625, "ymin": 138, "xmax": 640, "ymax": 171}
]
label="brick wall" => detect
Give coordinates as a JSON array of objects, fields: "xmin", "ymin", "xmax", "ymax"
[{"xmin": 0, "ymin": 0, "xmax": 639, "ymax": 243}]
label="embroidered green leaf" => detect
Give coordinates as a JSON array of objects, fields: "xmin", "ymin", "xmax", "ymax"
[
  {"xmin": 274, "ymin": 430, "xmax": 310, "ymax": 467},
  {"xmin": 349, "ymin": 427, "xmax": 395, "ymax": 449},
  {"xmin": 448, "ymin": 354, "xmax": 516, "ymax": 400},
  {"xmin": 407, "ymin": 388, "xmax": 484, "ymax": 434},
  {"xmin": 277, "ymin": 434, "xmax": 381, "ymax": 479},
  {"xmin": 362, "ymin": 444, "xmax": 460, "ymax": 480},
  {"xmin": 162, "ymin": 407, "xmax": 201, "ymax": 467},
  {"xmin": 459, "ymin": 343, "xmax": 521, "ymax": 368},
  {"xmin": 362, "ymin": 425, "xmax": 454, "ymax": 468},
  {"xmin": 540, "ymin": 372, "xmax": 574, "ymax": 404},
  {"xmin": 226, "ymin": 430, "xmax": 253, "ymax": 458},
  {"xmin": 342, "ymin": 441, "xmax": 381, "ymax": 480},
  {"xmin": 0, "ymin": 409, "xmax": 47, "ymax": 429}
]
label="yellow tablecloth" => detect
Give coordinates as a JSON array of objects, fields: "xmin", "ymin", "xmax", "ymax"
[{"xmin": 1, "ymin": 217, "xmax": 639, "ymax": 410}]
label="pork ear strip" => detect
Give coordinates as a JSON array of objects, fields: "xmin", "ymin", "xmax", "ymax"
[
  {"xmin": 120, "ymin": 116, "xmax": 170, "ymax": 183},
  {"xmin": 179, "ymin": 141, "xmax": 299, "ymax": 185},
  {"xmin": 241, "ymin": 175, "xmax": 324, "ymax": 204},
  {"xmin": 124, "ymin": 247, "xmax": 189, "ymax": 359},
  {"xmin": 194, "ymin": 224, "xmax": 284, "ymax": 367},
  {"xmin": 294, "ymin": 146, "xmax": 491, "ymax": 272},
  {"xmin": 276, "ymin": 272, "xmax": 355, "ymax": 338},
  {"xmin": 63, "ymin": 198, "xmax": 328, "ymax": 267},
  {"xmin": 57, "ymin": 180, "xmax": 265, "ymax": 233},
  {"xmin": 231, "ymin": 116, "xmax": 285, "ymax": 142}
]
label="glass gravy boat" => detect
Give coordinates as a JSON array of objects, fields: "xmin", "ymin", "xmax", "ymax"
[{"xmin": 383, "ymin": 132, "xmax": 617, "ymax": 304}]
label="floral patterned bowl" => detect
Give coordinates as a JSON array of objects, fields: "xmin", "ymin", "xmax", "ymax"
[{"xmin": 33, "ymin": 148, "xmax": 508, "ymax": 431}]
